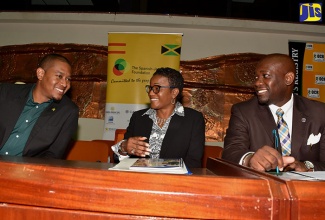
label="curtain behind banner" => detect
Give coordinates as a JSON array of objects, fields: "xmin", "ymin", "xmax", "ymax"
[
  {"xmin": 103, "ymin": 32, "xmax": 183, "ymax": 140},
  {"xmin": 289, "ymin": 41, "xmax": 325, "ymax": 103}
]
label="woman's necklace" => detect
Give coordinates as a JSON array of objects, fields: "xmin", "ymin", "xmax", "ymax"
[{"xmin": 156, "ymin": 116, "xmax": 167, "ymax": 128}]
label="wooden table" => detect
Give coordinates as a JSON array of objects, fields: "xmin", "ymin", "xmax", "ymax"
[
  {"xmin": 209, "ymin": 158, "xmax": 325, "ymax": 220},
  {"xmin": 0, "ymin": 156, "xmax": 310, "ymax": 219}
]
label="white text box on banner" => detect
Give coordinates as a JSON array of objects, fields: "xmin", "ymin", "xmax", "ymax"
[{"xmin": 302, "ymin": 42, "xmax": 325, "ymax": 101}]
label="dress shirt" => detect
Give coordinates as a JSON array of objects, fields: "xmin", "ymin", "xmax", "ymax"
[
  {"xmin": 112, "ymin": 102, "xmax": 185, "ymax": 160},
  {"xmin": 0, "ymin": 87, "xmax": 51, "ymax": 156},
  {"xmin": 269, "ymin": 94, "xmax": 294, "ymax": 137},
  {"xmin": 239, "ymin": 94, "xmax": 294, "ymax": 165}
]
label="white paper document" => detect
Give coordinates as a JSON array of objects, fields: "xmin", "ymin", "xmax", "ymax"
[
  {"xmin": 274, "ymin": 171, "xmax": 325, "ymax": 181},
  {"xmin": 109, "ymin": 158, "xmax": 190, "ymax": 174}
]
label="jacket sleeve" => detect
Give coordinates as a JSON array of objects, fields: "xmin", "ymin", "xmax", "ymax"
[
  {"xmin": 183, "ymin": 111, "xmax": 205, "ymax": 168},
  {"xmin": 222, "ymin": 104, "xmax": 252, "ymax": 164}
]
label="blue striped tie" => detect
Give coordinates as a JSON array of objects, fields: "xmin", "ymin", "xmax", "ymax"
[{"xmin": 276, "ymin": 108, "xmax": 291, "ymax": 156}]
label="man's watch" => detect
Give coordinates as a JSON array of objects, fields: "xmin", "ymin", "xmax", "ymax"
[{"xmin": 304, "ymin": 161, "xmax": 314, "ymax": 172}]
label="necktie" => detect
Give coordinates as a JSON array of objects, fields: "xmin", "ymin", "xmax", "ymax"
[{"xmin": 276, "ymin": 108, "xmax": 291, "ymax": 156}]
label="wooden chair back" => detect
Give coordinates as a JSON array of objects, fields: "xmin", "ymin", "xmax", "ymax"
[
  {"xmin": 65, "ymin": 140, "xmax": 112, "ymax": 163},
  {"xmin": 65, "ymin": 129, "xmax": 129, "ymax": 163},
  {"xmin": 114, "ymin": 129, "xmax": 127, "ymax": 144},
  {"xmin": 202, "ymin": 145, "xmax": 223, "ymax": 168}
]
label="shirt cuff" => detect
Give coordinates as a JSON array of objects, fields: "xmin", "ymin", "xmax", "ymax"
[
  {"xmin": 111, "ymin": 140, "xmax": 129, "ymax": 161},
  {"xmin": 239, "ymin": 152, "xmax": 255, "ymax": 165}
]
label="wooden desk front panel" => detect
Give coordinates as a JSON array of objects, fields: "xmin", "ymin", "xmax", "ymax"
[
  {"xmin": 0, "ymin": 157, "xmax": 286, "ymax": 219},
  {"xmin": 207, "ymin": 158, "xmax": 291, "ymax": 220},
  {"xmin": 0, "ymin": 204, "xmax": 154, "ymax": 220},
  {"xmin": 287, "ymin": 181, "xmax": 325, "ymax": 219}
]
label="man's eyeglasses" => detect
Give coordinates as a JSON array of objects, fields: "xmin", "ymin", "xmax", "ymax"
[{"xmin": 145, "ymin": 85, "xmax": 176, "ymax": 94}]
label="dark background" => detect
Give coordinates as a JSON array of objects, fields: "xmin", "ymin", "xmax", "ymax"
[{"xmin": 0, "ymin": 0, "xmax": 324, "ymax": 24}]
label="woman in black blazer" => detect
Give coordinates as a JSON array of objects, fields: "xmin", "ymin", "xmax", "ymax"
[{"xmin": 112, "ymin": 67, "xmax": 205, "ymax": 168}]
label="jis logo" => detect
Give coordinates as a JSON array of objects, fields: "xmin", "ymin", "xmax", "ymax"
[{"xmin": 299, "ymin": 3, "xmax": 322, "ymax": 22}]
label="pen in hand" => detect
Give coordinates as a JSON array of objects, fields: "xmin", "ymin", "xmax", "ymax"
[{"xmin": 272, "ymin": 129, "xmax": 280, "ymax": 175}]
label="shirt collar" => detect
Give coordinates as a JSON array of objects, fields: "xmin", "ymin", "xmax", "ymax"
[
  {"xmin": 269, "ymin": 94, "xmax": 294, "ymax": 115},
  {"xmin": 143, "ymin": 101, "xmax": 185, "ymax": 117},
  {"xmin": 29, "ymin": 84, "xmax": 53, "ymax": 105}
]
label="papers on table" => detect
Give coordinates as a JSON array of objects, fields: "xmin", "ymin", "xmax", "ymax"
[
  {"xmin": 272, "ymin": 171, "xmax": 325, "ymax": 181},
  {"xmin": 109, "ymin": 158, "xmax": 190, "ymax": 174}
]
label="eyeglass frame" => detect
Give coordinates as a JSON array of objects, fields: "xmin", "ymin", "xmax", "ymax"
[{"xmin": 145, "ymin": 85, "xmax": 176, "ymax": 94}]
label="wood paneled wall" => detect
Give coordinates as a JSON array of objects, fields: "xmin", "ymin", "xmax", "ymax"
[{"xmin": 0, "ymin": 43, "xmax": 264, "ymax": 141}]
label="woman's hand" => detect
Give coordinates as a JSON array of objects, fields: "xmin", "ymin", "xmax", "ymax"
[{"xmin": 122, "ymin": 136, "xmax": 151, "ymax": 157}]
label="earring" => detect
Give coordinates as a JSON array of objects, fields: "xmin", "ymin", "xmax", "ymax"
[{"xmin": 171, "ymin": 98, "xmax": 176, "ymax": 105}]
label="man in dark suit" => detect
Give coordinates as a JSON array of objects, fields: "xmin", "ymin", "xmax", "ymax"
[
  {"xmin": 222, "ymin": 53, "xmax": 325, "ymax": 172},
  {"xmin": 0, "ymin": 54, "xmax": 79, "ymax": 159},
  {"xmin": 111, "ymin": 67, "xmax": 205, "ymax": 168}
]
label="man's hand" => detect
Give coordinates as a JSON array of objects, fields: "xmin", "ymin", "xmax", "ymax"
[
  {"xmin": 283, "ymin": 160, "xmax": 308, "ymax": 172},
  {"xmin": 245, "ymin": 145, "xmax": 295, "ymax": 172}
]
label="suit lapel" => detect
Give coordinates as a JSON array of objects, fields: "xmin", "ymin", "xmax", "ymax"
[
  {"xmin": 25, "ymin": 102, "xmax": 58, "ymax": 146},
  {"xmin": 257, "ymin": 104, "xmax": 277, "ymax": 144},
  {"xmin": 141, "ymin": 115, "xmax": 153, "ymax": 138},
  {"xmin": 159, "ymin": 114, "xmax": 182, "ymax": 156},
  {"xmin": 291, "ymin": 97, "xmax": 307, "ymax": 157}
]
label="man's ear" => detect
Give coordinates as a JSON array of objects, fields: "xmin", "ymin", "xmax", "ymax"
[
  {"xmin": 285, "ymin": 71, "xmax": 295, "ymax": 85},
  {"xmin": 36, "ymin": 67, "xmax": 45, "ymax": 80}
]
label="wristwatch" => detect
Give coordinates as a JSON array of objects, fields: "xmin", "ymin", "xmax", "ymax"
[{"xmin": 304, "ymin": 161, "xmax": 314, "ymax": 172}]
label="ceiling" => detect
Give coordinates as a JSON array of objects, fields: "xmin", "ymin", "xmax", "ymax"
[
  {"xmin": 0, "ymin": 0, "xmax": 323, "ymax": 24},
  {"xmin": 31, "ymin": 0, "xmax": 94, "ymax": 6}
]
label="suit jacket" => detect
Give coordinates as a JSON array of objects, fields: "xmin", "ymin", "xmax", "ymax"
[
  {"xmin": 124, "ymin": 107, "xmax": 205, "ymax": 168},
  {"xmin": 222, "ymin": 95, "xmax": 325, "ymax": 171},
  {"xmin": 0, "ymin": 83, "xmax": 79, "ymax": 159}
]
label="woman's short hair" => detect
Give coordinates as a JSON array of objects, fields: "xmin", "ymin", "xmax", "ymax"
[{"xmin": 153, "ymin": 67, "xmax": 184, "ymax": 101}]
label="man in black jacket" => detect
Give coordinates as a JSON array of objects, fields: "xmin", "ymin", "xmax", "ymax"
[{"xmin": 0, "ymin": 54, "xmax": 79, "ymax": 158}]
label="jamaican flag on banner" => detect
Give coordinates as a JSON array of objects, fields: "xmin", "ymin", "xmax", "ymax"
[
  {"xmin": 103, "ymin": 32, "xmax": 183, "ymax": 140},
  {"xmin": 161, "ymin": 44, "xmax": 181, "ymax": 56}
]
